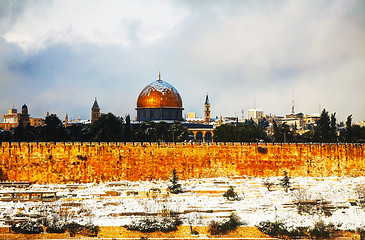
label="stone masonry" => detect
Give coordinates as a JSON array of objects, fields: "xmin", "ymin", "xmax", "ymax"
[{"xmin": 0, "ymin": 142, "xmax": 364, "ymax": 183}]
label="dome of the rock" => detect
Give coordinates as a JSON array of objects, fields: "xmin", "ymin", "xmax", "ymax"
[{"xmin": 136, "ymin": 75, "xmax": 183, "ymax": 121}]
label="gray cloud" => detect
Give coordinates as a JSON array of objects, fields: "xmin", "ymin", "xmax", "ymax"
[{"xmin": 0, "ymin": 0, "xmax": 364, "ymax": 123}]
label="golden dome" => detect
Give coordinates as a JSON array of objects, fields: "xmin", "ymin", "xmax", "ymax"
[{"xmin": 137, "ymin": 78, "xmax": 183, "ymax": 109}]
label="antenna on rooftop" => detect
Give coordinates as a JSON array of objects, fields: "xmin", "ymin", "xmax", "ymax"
[
  {"xmin": 254, "ymin": 96, "xmax": 256, "ymax": 109},
  {"xmin": 292, "ymin": 90, "xmax": 295, "ymax": 114}
]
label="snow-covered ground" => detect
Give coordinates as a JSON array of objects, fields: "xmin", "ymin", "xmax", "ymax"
[{"xmin": 1, "ymin": 176, "xmax": 365, "ymax": 230}]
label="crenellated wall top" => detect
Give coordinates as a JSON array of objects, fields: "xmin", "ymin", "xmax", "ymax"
[{"xmin": 0, "ymin": 142, "xmax": 363, "ymax": 148}]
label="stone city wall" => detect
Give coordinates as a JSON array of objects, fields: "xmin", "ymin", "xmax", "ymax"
[{"xmin": 0, "ymin": 142, "xmax": 364, "ymax": 183}]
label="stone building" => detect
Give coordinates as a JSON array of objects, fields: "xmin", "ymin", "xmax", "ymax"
[{"xmin": 0, "ymin": 105, "xmax": 44, "ymax": 130}]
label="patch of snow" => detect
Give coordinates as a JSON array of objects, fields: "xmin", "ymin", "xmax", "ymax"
[{"xmin": 1, "ymin": 176, "xmax": 365, "ymax": 230}]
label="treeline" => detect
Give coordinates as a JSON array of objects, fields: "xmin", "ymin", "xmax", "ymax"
[
  {"xmin": 0, "ymin": 113, "xmax": 189, "ymax": 143},
  {"xmin": 1, "ymin": 109, "xmax": 364, "ymax": 143},
  {"xmin": 213, "ymin": 109, "xmax": 365, "ymax": 143}
]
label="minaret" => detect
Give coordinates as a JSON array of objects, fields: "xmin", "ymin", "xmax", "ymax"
[
  {"xmin": 91, "ymin": 97, "xmax": 100, "ymax": 124},
  {"xmin": 65, "ymin": 113, "xmax": 68, "ymax": 127},
  {"xmin": 204, "ymin": 94, "xmax": 210, "ymax": 123}
]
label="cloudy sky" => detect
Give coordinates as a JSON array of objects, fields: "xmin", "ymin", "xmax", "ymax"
[{"xmin": 0, "ymin": 0, "xmax": 364, "ymax": 122}]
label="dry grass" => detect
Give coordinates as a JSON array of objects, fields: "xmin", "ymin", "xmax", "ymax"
[
  {"xmin": 0, "ymin": 226, "xmax": 270, "ymax": 239},
  {"xmin": 0, "ymin": 226, "xmax": 362, "ymax": 239}
]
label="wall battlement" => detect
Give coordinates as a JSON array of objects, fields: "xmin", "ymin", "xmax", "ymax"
[{"xmin": 0, "ymin": 142, "xmax": 364, "ymax": 183}]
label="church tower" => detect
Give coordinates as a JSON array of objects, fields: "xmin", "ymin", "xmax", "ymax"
[
  {"xmin": 20, "ymin": 104, "xmax": 30, "ymax": 127},
  {"xmin": 91, "ymin": 97, "xmax": 100, "ymax": 124},
  {"xmin": 204, "ymin": 94, "xmax": 210, "ymax": 123}
]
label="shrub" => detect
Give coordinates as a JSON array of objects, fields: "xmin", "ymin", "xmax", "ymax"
[
  {"xmin": 263, "ymin": 179, "xmax": 275, "ymax": 191},
  {"xmin": 44, "ymin": 216, "xmax": 67, "ymax": 233},
  {"xmin": 223, "ymin": 186, "xmax": 238, "ymax": 200},
  {"xmin": 11, "ymin": 220, "xmax": 43, "ymax": 234},
  {"xmin": 125, "ymin": 217, "xmax": 180, "ymax": 233},
  {"xmin": 308, "ymin": 220, "xmax": 336, "ymax": 238},
  {"xmin": 14, "ymin": 213, "xmax": 27, "ymax": 217},
  {"xmin": 256, "ymin": 220, "xmax": 307, "ymax": 238},
  {"xmin": 292, "ymin": 189, "xmax": 333, "ymax": 216},
  {"xmin": 296, "ymin": 199, "xmax": 332, "ymax": 216},
  {"xmin": 256, "ymin": 220, "xmax": 288, "ymax": 237},
  {"xmin": 79, "ymin": 223, "xmax": 99, "ymax": 237},
  {"xmin": 65, "ymin": 222, "xmax": 82, "ymax": 237},
  {"xmin": 208, "ymin": 213, "xmax": 242, "ymax": 235},
  {"xmin": 62, "ymin": 221, "xmax": 99, "ymax": 237},
  {"xmin": 46, "ymin": 222, "xmax": 66, "ymax": 233},
  {"xmin": 208, "ymin": 220, "xmax": 221, "ymax": 235},
  {"xmin": 357, "ymin": 226, "xmax": 365, "ymax": 240}
]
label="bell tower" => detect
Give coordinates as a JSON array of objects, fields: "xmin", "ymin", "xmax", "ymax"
[
  {"xmin": 204, "ymin": 94, "xmax": 210, "ymax": 123},
  {"xmin": 91, "ymin": 97, "xmax": 100, "ymax": 124},
  {"xmin": 20, "ymin": 104, "xmax": 30, "ymax": 127}
]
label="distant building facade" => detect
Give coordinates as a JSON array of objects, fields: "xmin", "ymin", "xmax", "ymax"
[
  {"xmin": 0, "ymin": 105, "xmax": 44, "ymax": 130},
  {"xmin": 247, "ymin": 109, "xmax": 264, "ymax": 120}
]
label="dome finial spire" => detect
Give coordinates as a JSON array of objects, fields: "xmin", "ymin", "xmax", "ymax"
[{"xmin": 158, "ymin": 71, "xmax": 161, "ymax": 81}]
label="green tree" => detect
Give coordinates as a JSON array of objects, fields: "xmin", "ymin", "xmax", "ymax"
[
  {"xmin": 272, "ymin": 121, "xmax": 282, "ymax": 142},
  {"xmin": 168, "ymin": 169, "xmax": 182, "ymax": 194},
  {"xmin": 280, "ymin": 171, "xmax": 291, "ymax": 192},
  {"xmin": 12, "ymin": 124, "xmax": 35, "ymax": 142},
  {"xmin": 0, "ymin": 129, "xmax": 12, "ymax": 142},
  {"xmin": 168, "ymin": 122, "xmax": 189, "ymax": 142},
  {"xmin": 38, "ymin": 114, "xmax": 67, "ymax": 142},
  {"xmin": 213, "ymin": 124, "xmax": 235, "ymax": 142},
  {"xmin": 298, "ymin": 130, "xmax": 314, "ymax": 142},
  {"xmin": 352, "ymin": 125, "xmax": 365, "ymax": 143},
  {"xmin": 272, "ymin": 122, "xmax": 295, "ymax": 143},
  {"xmin": 133, "ymin": 122, "xmax": 157, "ymax": 142},
  {"xmin": 65, "ymin": 125, "xmax": 85, "ymax": 142},
  {"xmin": 124, "ymin": 114, "xmax": 132, "ymax": 140},
  {"xmin": 329, "ymin": 113, "xmax": 337, "ymax": 142},
  {"xmin": 213, "ymin": 123, "xmax": 268, "ymax": 142},
  {"xmin": 154, "ymin": 122, "xmax": 169, "ymax": 142},
  {"xmin": 313, "ymin": 109, "xmax": 331, "ymax": 142},
  {"xmin": 344, "ymin": 115, "xmax": 353, "ymax": 142},
  {"xmin": 89, "ymin": 113, "xmax": 124, "ymax": 142},
  {"xmin": 258, "ymin": 117, "xmax": 269, "ymax": 128}
]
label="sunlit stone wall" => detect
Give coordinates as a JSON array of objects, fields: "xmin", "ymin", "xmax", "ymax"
[{"xmin": 0, "ymin": 142, "xmax": 364, "ymax": 183}]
